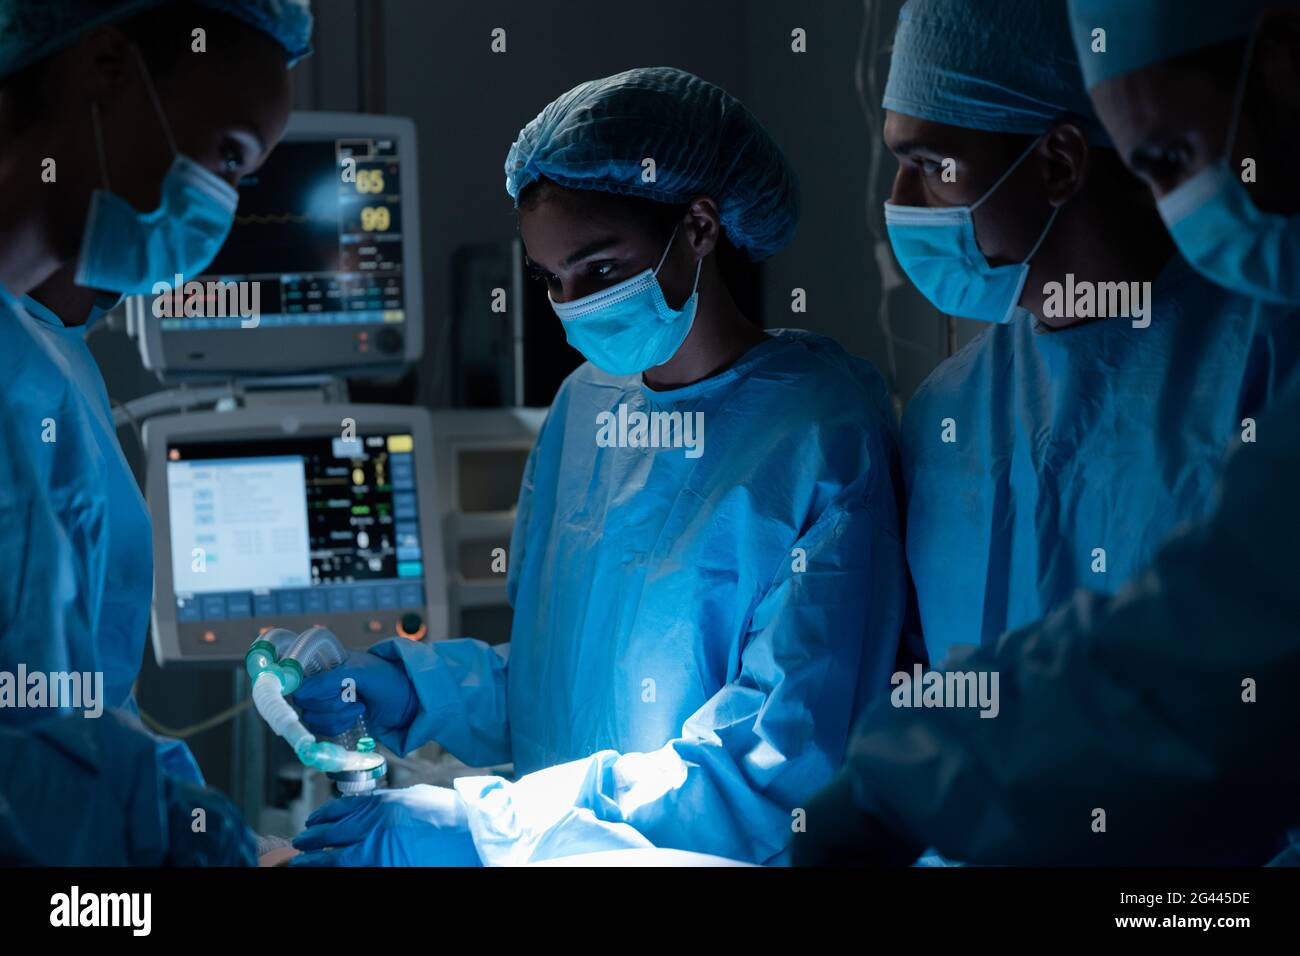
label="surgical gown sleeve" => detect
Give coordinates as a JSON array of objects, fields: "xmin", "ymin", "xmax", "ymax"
[
  {"xmin": 120, "ymin": 694, "xmax": 207, "ymax": 785},
  {"xmin": 357, "ymin": 410, "xmax": 558, "ymax": 765},
  {"xmin": 453, "ymin": 467, "xmax": 903, "ymax": 866},
  {"xmin": 365, "ymin": 636, "xmax": 510, "ymax": 765},
  {"xmin": 802, "ymin": 374, "xmax": 1300, "ymax": 866},
  {"xmin": 0, "ymin": 404, "xmax": 168, "ymax": 864},
  {"xmin": 0, "ymin": 392, "xmax": 98, "ymax": 685}
]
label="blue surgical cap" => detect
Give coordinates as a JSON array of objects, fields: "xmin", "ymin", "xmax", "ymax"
[
  {"xmin": 883, "ymin": 0, "xmax": 1109, "ymax": 145},
  {"xmin": 0, "ymin": 0, "xmax": 312, "ymax": 80},
  {"xmin": 200, "ymin": 0, "xmax": 312, "ymax": 64},
  {"xmin": 1068, "ymin": 0, "xmax": 1296, "ymax": 89},
  {"xmin": 504, "ymin": 67, "xmax": 799, "ymax": 262}
]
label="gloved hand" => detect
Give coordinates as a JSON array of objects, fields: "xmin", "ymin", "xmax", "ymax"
[
  {"xmin": 161, "ymin": 776, "xmax": 256, "ymax": 866},
  {"xmin": 291, "ymin": 649, "xmax": 418, "ymax": 738},
  {"xmin": 290, "ymin": 784, "xmax": 481, "ymax": 867}
]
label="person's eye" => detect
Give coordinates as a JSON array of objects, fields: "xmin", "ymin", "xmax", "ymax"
[
  {"xmin": 588, "ymin": 260, "xmax": 617, "ymax": 279},
  {"xmin": 220, "ymin": 138, "xmax": 248, "ymax": 173},
  {"xmin": 917, "ymin": 158, "xmax": 942, "ymax": 176},
  {"xmin": 527, "ymin": 264, "xmax": 559, "ymax": 287},
  {"xmin": 1134, "ymin": 141, "xmax": 1194, "ymax": 187}
]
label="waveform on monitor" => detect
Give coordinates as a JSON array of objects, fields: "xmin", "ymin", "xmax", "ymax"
[{"xmin": 235, "ymin": 211, "xmax": 333, "ymax": 225}]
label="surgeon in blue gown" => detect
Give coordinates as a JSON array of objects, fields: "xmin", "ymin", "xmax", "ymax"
[
  {"xmin": 0, "ymin": 0, "xmax": 312, "ymax": 864},
  {"xmin": 13, "ymin": 281, "xmax": 204, "ymax": 782},
  {"xmin": 880, "ymin": 0, "xmax": 1300, "ymax": 666},
  {"xmin": 1067, "ymin": 0, "xmax": 1300, "ymax": 869},
  {"xmin": 792, "ymin": 0, "xmax": 1300, "ymax": 867},
  {"xmin": 292, "ymin": 68, "xmax": 908, "ymax": 867}
]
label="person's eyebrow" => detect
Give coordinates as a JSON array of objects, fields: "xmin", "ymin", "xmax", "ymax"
[
  {"xmin": 561, "ymin": 236, "xmax": 622, "ymax": 269},
  {"xmin": 888, "ymin": 138, "xmax": 946, "ymax": 158}
]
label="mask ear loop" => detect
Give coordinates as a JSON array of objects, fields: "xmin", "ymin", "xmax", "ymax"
[
  {"xmin": 90, "ymin": 101, "xmax": 112, "ymax": 192},
  {"xmin": 1223, "ymin": 26, "xmax": 1260, "ymax": 164},
  {"xmin": 653, "ymin": 223, "xmax": 683, "ymax": 275},
  {"xmin": 970, "ymin": 132, "xmax": 1062, "ymax": 265},
  {"xmin": 1022, "ymin": 204, "xmax": 1061, "ymax": 264},
  {"xmin": 970, "ymin": 134, "xmax": 1044, "ymax": 212},
  {"xmin": 653, "ymin": 221, "xmax": 705, "ymax": 303},
  {"xmin": 87, "ymin": 45, "xmax": 177, "ymax": 195},
  {"xmin": 128, "ymin": 43, "xmax": 178, "ymax": 158}
]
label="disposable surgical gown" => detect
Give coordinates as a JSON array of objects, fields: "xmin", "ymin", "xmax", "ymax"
[
  {"xmin": 0, "ymin": 711, "xmax": 168, "ymax": 865},
  {"xmin": 901, "ymin": 257, "xmax": 1300, "ymax": 665},
  {"xmin": 0, "ymin": 388, "xmax": 172, "ymax": 863},
  {"xmin": 369, "ymin": 330, "xmax": 907, "ymax": 865},
  {"xmin": 798, "ymin": 366, "xmax": 1300, "ymax": 866},
  {"xmin": 0, "ymin": 287, "xmax": 201, "ymax": 782}
]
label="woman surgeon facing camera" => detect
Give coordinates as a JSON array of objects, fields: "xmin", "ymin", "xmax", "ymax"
[
  {"xmin": 291, "ymin": 67, "xmax": 910, "ymax": 867},
  {"xmin": 0, "ymin": 0, "xmax": 311, "ymax": 865}
]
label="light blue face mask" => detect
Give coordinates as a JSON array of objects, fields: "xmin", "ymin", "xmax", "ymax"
[
  {"xmin": 549, "ymin": 224, "xmax": 703, "ymax": 375},
  {"xmin": 75, "ymin": 48, "xmax": 239, "ymax": 296},
  {"xmin": 884, "ymin": 136, "xmax": 1060, "ymax": 324},
  {"xmin": 1156, "ymin": 30, "xmax": 1300, "ymax": 305}
]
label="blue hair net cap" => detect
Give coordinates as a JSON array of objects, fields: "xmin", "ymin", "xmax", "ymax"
[
  {"xmin": 504, "ymin": 67, "xmax": 799, "ymax": 262},
  {"xmin": 0, "ymin": 0, "xmax": 312, "ymax": 81},
  {"xmin": 883, "ymin": 0, "xmax": 1110, "ymax": 145},
  {"xmin": 1068, "ymin": 0, "xmax": 1295, "ymax": 89}
]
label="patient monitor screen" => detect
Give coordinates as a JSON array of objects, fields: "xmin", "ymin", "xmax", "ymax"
[
  {"xmin": 164, "ymin": 431, "xmax": 428, "ymax": 657},
  {"xmin": 167, "ymin": 135, "xmax": 405, "ymax": 332}
]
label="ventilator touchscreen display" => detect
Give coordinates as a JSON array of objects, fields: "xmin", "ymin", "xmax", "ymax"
[{"xmin": 165, "ymin": 432, "xmax": 425, "ymax": 626}]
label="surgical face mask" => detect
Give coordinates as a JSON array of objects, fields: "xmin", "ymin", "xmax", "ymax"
[
  {"xmin": 549, "ymin": 225, "xmax": 703, "ymax": 375},
  {"xmin": 884, "ymin": 136, "xmax": 1060, "ymax": 324},
  {"xmin": 1156, "ymin": 31, "xmax": 1300, "ymax": 305},
  {"xmin": 75, "ymin": 48, "xmax": 239, "ymax": 296}
]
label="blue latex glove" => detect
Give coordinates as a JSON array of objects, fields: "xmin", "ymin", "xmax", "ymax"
[
  {"xmin": 161, "ymin": 776, "xmax": 256, "ymax": 866},
  {"xmin": 291, "ymin": 649, "xmax": 418, "ymax": 739},
  {"xmin": 290, "ymin": 785, "xmax": 481, "ymax": 867}
]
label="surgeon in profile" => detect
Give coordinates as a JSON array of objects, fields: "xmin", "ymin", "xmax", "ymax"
[
  {"xmin": 1068, "ymin": 0, "xmax": 1300, "ymax": 305},
  {"xmin": 793, "ymin": 0, "xmax": 1300, "ymax": 867},
  {"xmin": 290, "ymin": 67, "xmax": 908, "ymax": 867},
  {"xmin": 880, "ymin": 0, "xmax": 1300, "ymax": 667},
  {"xmin": 0, "ymin": 0, "xmax": 312, "ymax": 864}
]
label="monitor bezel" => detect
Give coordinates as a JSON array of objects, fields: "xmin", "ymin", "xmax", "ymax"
[
  {"xmin": 144, "ymin": 403, "xmax": 448, "ymax": 666},
  {"xmin": 131, "ymin": 111, "xmax": 423, "ymax": 382}
]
